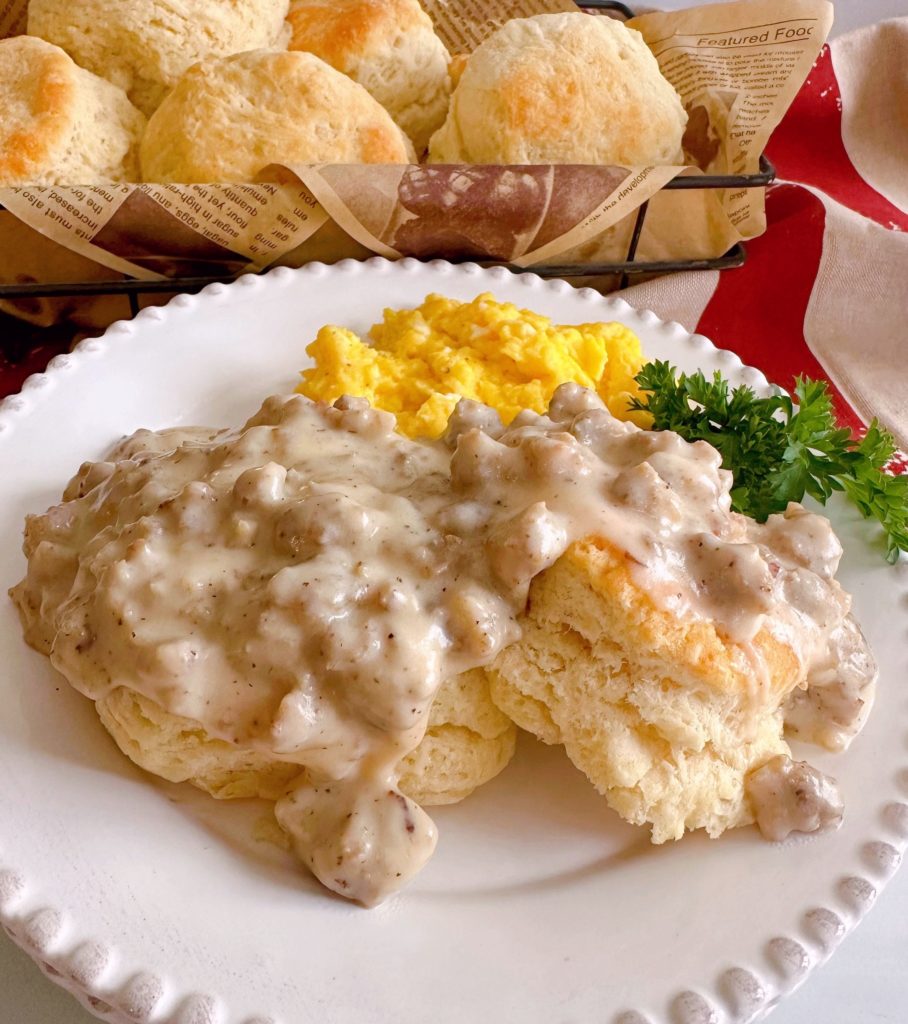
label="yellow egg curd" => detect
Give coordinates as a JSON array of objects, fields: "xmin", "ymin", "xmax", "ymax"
[{"xmin": 297, "ymin": 292, "xmax": 646, "ymax": 438}]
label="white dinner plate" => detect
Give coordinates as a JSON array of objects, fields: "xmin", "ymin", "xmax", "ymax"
[{"xmin": 0, "ymin": 258, "xmax": 905, "ymax": 1024}]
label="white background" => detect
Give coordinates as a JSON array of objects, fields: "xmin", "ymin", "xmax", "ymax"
[{"xmin": 3, "ymin": 1, "xmax": 907, "ymax": 1021}]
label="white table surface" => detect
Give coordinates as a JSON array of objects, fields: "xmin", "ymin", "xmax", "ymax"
[{"xmin": 3, "ymin": 2, "xmax": 907, "ymax": 1022}]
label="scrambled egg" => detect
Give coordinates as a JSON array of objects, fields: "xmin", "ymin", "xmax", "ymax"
[{"xmin": 297, "ymin": 292, "xmax": 645, "ymax": 438}]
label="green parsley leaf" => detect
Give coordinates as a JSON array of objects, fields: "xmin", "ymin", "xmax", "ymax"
[{"xmin": 629, "ymin": 361, "xmax": 908, "ymax": 563}]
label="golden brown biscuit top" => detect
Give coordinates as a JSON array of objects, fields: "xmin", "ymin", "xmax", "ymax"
[
  {"xmin": 140, "ymin": 49, "xmax": 413, "ymax": 183},
  {"xmin": 27, "ymin": 0, "xmax": 292, "ymax": 116},
  {"xmin": 0, "ymin": 36, "xmax": 74, "ymax": 182},
  {"xmin": 287, "ymin": 0, "xmax": 433, "ymax": 72},
  {"xmin": 429, "ymin": 12, "xmax": 687, "ymax": 166}
]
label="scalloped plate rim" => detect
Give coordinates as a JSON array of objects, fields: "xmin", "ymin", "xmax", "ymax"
[{"xmin": 0, "ymin": 257, "xmax": 904, "ymax": 1024}]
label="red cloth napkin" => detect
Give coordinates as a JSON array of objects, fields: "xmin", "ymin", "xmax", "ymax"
[{"xmin": 619, "ymin": 19, "xmax": 908, "ymax": 454}]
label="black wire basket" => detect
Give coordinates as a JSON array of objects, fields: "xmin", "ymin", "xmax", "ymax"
[{"xmin": 0, "ymin": 0, "xmax": 775, "ymax": 321}]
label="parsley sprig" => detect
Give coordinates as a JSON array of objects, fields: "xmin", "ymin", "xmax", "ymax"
[{"xmin": 629, "ymin": 361, "xmax": 908, "ymax": 563}]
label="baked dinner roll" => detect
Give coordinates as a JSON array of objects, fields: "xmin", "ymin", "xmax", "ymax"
[
  {"xmin": 488, "ymin": 538, "xmax": 802, "ymax": 843},
  {"xmin": 96, "ymin": 670, "xmax": 516, "ymax": 805},
  {"xmin": 27, "ymin": 0, "xmax": 291, "ymax": 116},
  {"xmin": 287, "ymin": 0, "xmax": 450, "ymax": 154},
  {"xmin": 0, "ymin": 36, "xmax": 145, "ymax": 186},
  {"xmin": 140, "ymin": 49, "xmax": 415, "ymax": 182},
  {"xmin": 428, "ymin": 13, "xmax": 687, "ymax": 166}
]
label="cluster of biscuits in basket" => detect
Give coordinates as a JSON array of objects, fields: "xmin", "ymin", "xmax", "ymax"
[{"xmin": 0, "ymin": 0, "xmax": 689, "ymax": 186}]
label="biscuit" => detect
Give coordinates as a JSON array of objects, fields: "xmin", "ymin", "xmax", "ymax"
[
  {"xmin": 27, "ymin": 0, "xmax": 291, "ymax": 116},
  {"xmin": 287, "ymin": 0, "xmax": 450, "ymax": 153},
  {"xmin": 398, "ymin": 669, "xmax": 517, "ymax": 804},
  {"xmin": 96, "ymin": 687, "xmax": 303, "ymax": 800},
  {"xmin": 140, "ymin": 49, "xmax": 415, "ymax": 183},
  {"xmin": 428, "ymin": 13, "xmax": 687, "ymax": 166},
  {"xmin": 488, "ymin": 538, "xmax": 798, "ymax": 843},
  {"xmin": 96, "ymin": 669, "xmax": 516, "ymax": 805},
  {"xmin": 0, "ymin": 35, "xmax": 145, "ymax": 186}
]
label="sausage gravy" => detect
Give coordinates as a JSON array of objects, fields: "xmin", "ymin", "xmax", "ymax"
[{"xmin": 11, "ymin": 385, "xmax": 876, "ymax": 902}]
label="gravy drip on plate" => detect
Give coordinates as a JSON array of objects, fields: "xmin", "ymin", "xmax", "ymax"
[{"xmin": 11, "ymin": 385, "xmax": 875, "ymax": 902}]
